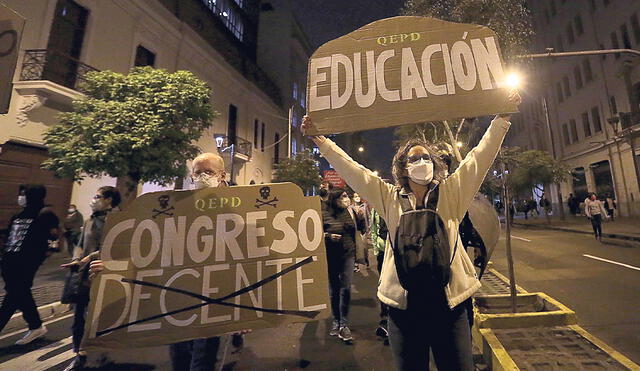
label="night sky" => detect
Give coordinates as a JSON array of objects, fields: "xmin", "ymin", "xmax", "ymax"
[{"xmin": 292, "ymin": 0, "xmax": 406, "ymax": 180}]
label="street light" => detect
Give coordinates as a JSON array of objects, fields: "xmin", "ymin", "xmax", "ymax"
[
  {"xmin": 504, "ymin": 72, "xmax": 522, "ymax": 90},
  {"xmin": 358, "ymin": 146, "xmax": 364, "ymax": 152},
  {"xmin": 456, "ymin": 141, "xmax": 463, "ymax": 148},
  {"xmin": 215, "ymin": 135, "xmax": 235, "ymax": 185}
]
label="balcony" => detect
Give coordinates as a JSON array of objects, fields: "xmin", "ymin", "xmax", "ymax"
[
  {"xmin": 13, "ymin": 50, "xmax": 99, "ymax": 125},
  {"xmin": 214, "ymin": 134, "xmax": 252, "ymax": 163}
]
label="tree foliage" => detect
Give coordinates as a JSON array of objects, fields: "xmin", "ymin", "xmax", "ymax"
[
  {"xmin": 481, "ymin": 147, "xmax": 570, "ymax": 196},
  {"xmin": 272, "ymin": 149, "xmax": 323, "ymax": 194},
  {"xmin": 42, "ymin": 67, "xmax": 216, "ymax": 187},
  {"xmin": 401, "ymin": 0, "xmax": 535, "ymax": 57}
]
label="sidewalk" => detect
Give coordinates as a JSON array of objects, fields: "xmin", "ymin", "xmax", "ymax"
[{"xmin": 510, "ymin": 215, "xmax": 640, "ymax": 242}]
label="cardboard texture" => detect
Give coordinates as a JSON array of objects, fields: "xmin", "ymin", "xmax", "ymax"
[
  {"xmin": 83, "ymin": 183, "xmax": 329, "ymax": 350},
  {"xmin": 0, "ymin": 3, "xmax": 25, "ymax": 113},
  {"xmin": 306, "ymin": 16, "xmax": 518, "ymax": 135}
]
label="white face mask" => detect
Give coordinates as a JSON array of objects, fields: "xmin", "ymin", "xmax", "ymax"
[
  {"xmin": 193, "ymin": 173, "xmax": 220, "ymax": 189},
  {"xmin": 17, "ymin": 195, "xmax": 26, "ymax": 207},
  {"xmin": 407, "ymin": 159, "xmax": 434, "ymax": 185},
  {"xmin": 68, "ymin": 208, "xmax": 76, "ymax": 214},
  {"xmin": 353, "ymin": 197, "xmax": 361, "ymax": 204}
]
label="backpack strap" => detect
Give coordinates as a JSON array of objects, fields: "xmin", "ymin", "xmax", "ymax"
[{"xmin": 397, "ymin": 190, "xmax": 414, "ymax": 213}]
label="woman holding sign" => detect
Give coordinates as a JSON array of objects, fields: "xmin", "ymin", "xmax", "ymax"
[{"xmin": 302, "ymin": 91, "xmax": 520, "ymax": 370}]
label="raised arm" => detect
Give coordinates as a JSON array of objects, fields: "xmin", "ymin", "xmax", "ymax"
[{"xmin": 302, "ymin": 116, "xmax": 396, "ymax": 221}]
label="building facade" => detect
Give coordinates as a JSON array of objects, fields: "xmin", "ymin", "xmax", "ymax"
[
  {"xmin": 507, "ymin": 0, "xmax": 640, "ymax": 216},
  {"xmin": 0, "ymin": 0, "xmax": 309, "ymax": 226}
]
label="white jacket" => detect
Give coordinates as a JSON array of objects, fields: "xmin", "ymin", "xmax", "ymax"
[{"xmin": 317, "ymin": 117, "xmax": 511, "ymax": 310}]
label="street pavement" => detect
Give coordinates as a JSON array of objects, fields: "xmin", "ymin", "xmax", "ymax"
[{"xmin": 490, "ymin": 225, "xmax": 640, "ymax": 365}]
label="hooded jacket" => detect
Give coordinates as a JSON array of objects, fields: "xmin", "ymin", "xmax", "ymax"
[{"xmin": 316, "ymin": 117, "xmax": 510, "ymax": 309}]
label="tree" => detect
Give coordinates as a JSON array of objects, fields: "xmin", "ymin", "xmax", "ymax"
[
  {"xmin": 272, "ymin": 149, "xmax": 323, "ymax": 195},
  {"xmin": 42, "ymin": 67, "xmax": 216, "ymax": 206},
  {"xmin": 401, "ymin": 0, "xmax": 534, "ymax": 57}
]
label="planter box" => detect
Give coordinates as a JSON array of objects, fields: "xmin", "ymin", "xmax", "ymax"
[
  {"xmin": 478, "ymin": 325, "xmax": 638, "ymax": 370},
  {"xmin": 475, "ymin": 292, "xmax": 577, "ymax": 330}
]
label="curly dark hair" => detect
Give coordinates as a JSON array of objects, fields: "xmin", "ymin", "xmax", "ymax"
[
  {"xmin": 392, "ymin": 139, "xmax": 447, "ymax": 192},
  {"xmin": 327, "ymin": 188, "xmax": 348, "ymax": 214}
]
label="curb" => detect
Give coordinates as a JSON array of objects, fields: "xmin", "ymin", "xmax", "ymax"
[
  {"xmin": 512, "ymin": 222, "xmax": 640, "ymax": 246},
  {"xmin": 5, "ymin": 301, "xmax": 71, "ymax": 333},
  {"xmin": 569, "ymin": 325, "xmax": 640, "ymax": 370}
]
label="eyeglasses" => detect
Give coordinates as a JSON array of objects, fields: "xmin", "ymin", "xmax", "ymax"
[{"xmin": 407, "ymin": 154, "xmax": 432, "ymax": 164}]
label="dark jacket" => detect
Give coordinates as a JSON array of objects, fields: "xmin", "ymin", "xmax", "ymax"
[
  {"xmin": 322, "ymin": 205, "xmax": 363, "ymax": 260},
  {"xmin": 4, "ymin": 205, "xmax": 59, "ymax": 261}
]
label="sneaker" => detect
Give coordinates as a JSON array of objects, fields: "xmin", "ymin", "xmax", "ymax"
[
  {"xmin": 338, "ymin": 326, "xmax": 353, "ymax": 342},
  {"xmin": 375, "ymin": 320, "xmax": 389, "ymax": 338},
  {"xmin": 15, "ymin": 325, "xmax": 47, "ymax": 345},
  {"xmin": 63, "ymin": 354, "xmax": 87, "ymax": 371},
  {"xmin": 329, "ymin": 320, "xmax": 340, "ymax": 336}
]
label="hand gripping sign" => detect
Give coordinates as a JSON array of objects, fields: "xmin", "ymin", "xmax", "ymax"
[
  {"xmin": 305, "ymin": 16, "xmax": 519, "ymax": 135},
  {"xmin": 82, "ymin": 183, "xmax": 329, "ymax": 350}
]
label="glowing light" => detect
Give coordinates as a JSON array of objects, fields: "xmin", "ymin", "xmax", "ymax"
[
  {"xmin": 358, "ymin": 146, "xmax": 364, "ymax": 152},
  {"xmin": 505, "ymin": 73, "xmax": 522, "ymax": 89},
  {"xmin": 456, "ymin": 141, "xmax": 463, "ymax": 148},
  {"xmin": 372, "ymin": 171, "xmax": 379, "ymax": 176}
]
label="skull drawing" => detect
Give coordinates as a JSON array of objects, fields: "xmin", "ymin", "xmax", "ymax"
[
  {"xmin": 259, "ymin": 186, "xmax": 271, "ymax": 200},
  {"xmin": 158, "ymin": 195, "xmax": 170, "ymax": 209}
]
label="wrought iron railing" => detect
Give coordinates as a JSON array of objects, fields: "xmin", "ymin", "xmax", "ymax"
[
  {"xmin": 215, "ymin": 134, "xmax": 252, "ymax": 159},
  {"xmin": 20, "ymin": 49, "xmax": 99, "ymax": 93}
]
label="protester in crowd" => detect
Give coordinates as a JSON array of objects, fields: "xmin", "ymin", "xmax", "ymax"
[
  {"xmin": 369, "ymin": 207, "xmax": 389, "ymax": 342},
  {"xmin": 585, "ymin": 193, "xmax": 609, "ymax": 241},
  {"xmin": 604, "ymin": 194, "xmax": 616, "ymax": 221},
  {"xmin": 319, "ymin": 180, "xmax": 333, "ymax": 202},
  {"xmin": 539, "ymin": 193, "xmax": 551, "ymax": 216},
  {"xmin": 302, "ymin": 91, "xmax": 520, "ymax": 370},
  {"xmin": 567, "ymin": 193, "xmax": 577, "ymax": 216},
  {"xmin": 527, "ymin": 198, "xmax": 539, "ymax": 218},
  {"xmin": 0, "ymin": 185, "xmax": 59, "ymax": 344},
  {"xmin": 322, "ymin": 188, "xmax": 363, "ymax": 343},
  {"xmin": 60, "ymin": 186, "xmax": 121, "ymax": 370},
  {"xmin": 350, "ymin": 192, "xmax": 371, "ymax": 271},
  {"xmin": 63, "ymin": 204, "xmax": 84, "ymax": 256}
]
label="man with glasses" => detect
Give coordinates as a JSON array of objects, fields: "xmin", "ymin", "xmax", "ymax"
[{"xmin": 61, "ymin": 186, "xmax": 121, "ymax": 371}]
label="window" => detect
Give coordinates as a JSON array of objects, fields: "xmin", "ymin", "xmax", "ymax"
[
  {"xmin": 631, "ymin": 13, "xmax": 640, "ymax": 45},
  {"xmin": 574, "ymin": 66, "xmax": 583, "ymax": 89},
  {"xmin": 570, "ymin": 119, "xmax": 579, "ymax": 142},
  {"xmin": 575, "ymin": 14, "xmax": 584, "ymax": 35},
  {"xmin": 582, "ymin": 112, "xmax": 592, "ymax": 137},
  {"xmin": 300, "ymin": 92, "xmax": 306, "ymax": 109},
  {"xmin": 550, "ymin": 0, "xmax": 557, "ymax": 16},
  {"xmin": 592, "ymin": 106, "xmax": 603, "ymax": 132},
  {"xmin": 292, "ymin": 81, "xmax": 299, "ymax": 100},
  {"xmin": 566, "ymin": 24, "xmax": 575, "ymax": 44},
  {"xmin": 620, "ymin": 24, "xmax": 632, "ymax": 49},
  {"xmin": 572, "ymin": 167, "xmax": 588, "ymax": 201},
  {"xmin": 201, "ymin": 0, "xmax": 244, "ymax": 41},
  {"xmin": 261, "ymin": 122, "xmax": 265, "ymax": 152},
  {"xmin": 228, "ymin": 104, "xmax": 237, "ymax": 145},
  {"xmin": 583, "ymin": 58, "xmax": 593, "ymax": 82},
  {"xmin": 134, "ymin": 45, "xmax": 156, "ymax": 67},
  {"xmin": 563, "ymin": 76, "xmax": 571, "ymax": 98},
  {"xmin": 610, "ymin": 96, "xmax": 618, "ymax": 114},
  {"xmin": 556, "ymin": 82, "xmax": 564, "ymax": 103},
  {"xmin": 253, "ymin": 119, "xmax": 259, "ymax": 149},
  {"xmin": 556, "ymin": 35, "xmax": 564, "ymax": 52},
  {"xmin": 563, "ymin": 124, "xmax": 571, "ymax": 145},
  {"xmin": 274, "ymin": 133, "xmax": 280, "ymax": 164},
  {"xmin": 611, "ymin": 31, "xmax": 620, "ymax": 58}
]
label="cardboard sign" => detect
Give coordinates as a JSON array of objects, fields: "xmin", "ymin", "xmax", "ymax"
[
  {"xmin": 306, "ymin": 16, "xmax": 518, "ymax": 135},
  {"xmin": 0, "ymin": 3, "xmax": 25, "ymax": 113},
  {"xmin": 323, "ymin": 170, "xmax": 346, "ymax": 188},
  {"xmin": 83, "ymin": 183, "xmax": 329, "ymax": 350}
]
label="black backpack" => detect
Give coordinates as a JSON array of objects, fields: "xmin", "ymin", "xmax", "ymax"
[{"xmin": 392, "ymin": 185, "xmax": 457, "ymax": 293}]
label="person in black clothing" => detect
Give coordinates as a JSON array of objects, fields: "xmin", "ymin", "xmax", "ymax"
[
  {"xmin": 322, "ymin": 188, "xmax": 363, "ymax": 343},
  {"xmin": 0, "ymin": 185, "xmax": 59, "ymax": 344}
]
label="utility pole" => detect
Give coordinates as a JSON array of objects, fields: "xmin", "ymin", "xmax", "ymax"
[{"xmin": 542, "ymin": 96, "xmax": 565, "ymax": 220}]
